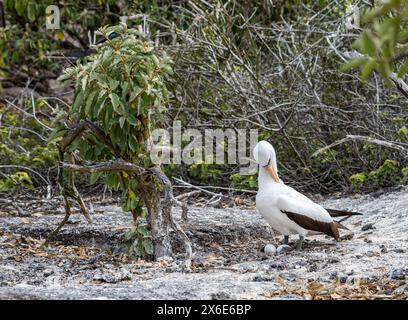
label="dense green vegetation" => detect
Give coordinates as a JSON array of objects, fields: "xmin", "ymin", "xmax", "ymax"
[{"xmin": 1, "ymin": 0, "xmax": 408, "ymax": 195}]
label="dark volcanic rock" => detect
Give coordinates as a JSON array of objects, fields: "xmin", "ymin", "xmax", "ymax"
[
  {"xmin": 390, "ymin": 268, "xmax": 408, "ymax": 280},
  {"xmin": 362, "ymin": 223, "xmax": 375, "ymax": 231}
]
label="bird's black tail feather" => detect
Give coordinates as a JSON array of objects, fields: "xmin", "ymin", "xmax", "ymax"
[{"xmin": 325, "ymin": 208, "xmax": 363, "ymax": 217}]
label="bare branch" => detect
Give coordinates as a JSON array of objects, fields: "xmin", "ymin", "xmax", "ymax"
[{"xmin": 312, "ymin": 135, "xmax": 408, "ymax": 158}]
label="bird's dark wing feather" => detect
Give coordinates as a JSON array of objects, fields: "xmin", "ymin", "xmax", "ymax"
[{"xmin": 282, "ymin": 210, "xmax": 340, "ymax": 240}]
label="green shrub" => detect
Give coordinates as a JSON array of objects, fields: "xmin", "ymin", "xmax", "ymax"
[
  {"xmin": 0, "ymin": 171, "xmax": 33, "ymax": 192},
  {"xmin": 349, "ymin": 159, "xmax": 406, "ymax": 190}
]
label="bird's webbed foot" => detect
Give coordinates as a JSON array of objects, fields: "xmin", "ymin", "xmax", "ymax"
[{"xmin": 296, "ymin": 235, "xmax": 304, "ymax": 251}]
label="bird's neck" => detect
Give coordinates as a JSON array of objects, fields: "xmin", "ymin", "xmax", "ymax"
[{"xmin": 258, "ymin": 166, "xmax": 278, "ymax": 190}]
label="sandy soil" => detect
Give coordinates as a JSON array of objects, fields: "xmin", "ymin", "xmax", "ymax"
[{"xmin": 0, "ymin": 187, "xmax": 407, "ymax": 299}]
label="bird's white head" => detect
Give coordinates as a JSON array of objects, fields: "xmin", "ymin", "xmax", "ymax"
[{"xmin": 253, "ymin": 140, "xmax": 280, "ymax": 183}]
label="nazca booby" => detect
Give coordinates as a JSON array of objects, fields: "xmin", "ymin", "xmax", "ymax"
[{"xmin": 253, "ymin": 140, "xmax": 361, "ymax": 250}]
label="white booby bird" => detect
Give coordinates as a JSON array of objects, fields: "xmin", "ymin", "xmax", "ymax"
[{"xmin": 253, "ymin": 140, "xmax": 361, "ymax": 250}]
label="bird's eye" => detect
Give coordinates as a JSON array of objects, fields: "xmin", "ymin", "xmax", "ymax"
[{"xmin": 262, "ymin": 156, "xmax": 271, "ymax": 168}]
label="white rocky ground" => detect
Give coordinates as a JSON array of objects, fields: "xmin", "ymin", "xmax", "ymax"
[{"xmin": 0, "ymin": 186, "xmax": 407, "ymax": 299}]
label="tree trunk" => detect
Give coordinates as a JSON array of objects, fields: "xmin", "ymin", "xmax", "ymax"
[{"xmin": 141, "ymin": 180, "xmax": 173, "ymax": 259}]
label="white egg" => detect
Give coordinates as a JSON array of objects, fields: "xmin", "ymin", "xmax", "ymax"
[
  {"xmin": 277, "ymin": 244, "xmax": 292, "ymax": 254},
  {"xmin": 264, "ymin": 244, "xmax": 277, "ymax": 256}
]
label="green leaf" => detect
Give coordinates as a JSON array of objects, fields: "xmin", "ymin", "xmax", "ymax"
[
  {"xmin": 27, "ymin": 3, "xmax": 36, "ymax": 23},
  {"xmin": 127, "ymin": 113, "xmax": 137, "ymax": 126},
  {"xmin": 360, "ymin": 59, "xmax": 376, "ymax": 81},
  {"xmin": 82, "ymin": 75, "xmax": 88, "ymax": 92},
  {"xmin": 96, "ymin": 97, "xmax": 107, "ymax": 117},
  {"xmin": 14, "ymin": 0, "xmax": 25, "ymax": 16},
  {"xmin": 340, "ymin": 58, "xmax": 368, "ymax": 72},
  {"xmin": 106, "ymin": 172, "xmax": 120, "ymax": 190},
  {"xmin": 137, "ymin": 224, "xmax": 150, "ymax": 238},
  {"xmin": 360, "ymin": 31, "xmax": 378, "ymax": 57},
  {"xmin": 128, "ymin": 135, "xmax": 138, "ymax": 153},
  {"xmin": 72, "ymin": 90, "xmax": 84, "ymax": 112},
  {"xmin": 397, "ymin": 59, "xmax": 408, "ymax": 78},
  {"xmin": 109, "ymin": 93, "xmax": 125, "ymax": 115},
  {"xmin": 375, "ymin": 63, "xmax": 392, "ymax": 85},
  {"xmin": 129, "ymin": 87, "xmax": 142, "ymax": 103},
  {"xmin": 161, "ymin": 64, "xmax": 173, "ymax": 75},
  {"xmin": 47, "ymin": 126, "xmax": 69, "ymax": 143},
  {"xmin": 90, "ymin": 172, "xmax": 102, "ymax": 185},
  {"xmin": 143, "ymin": 239, "xmax": 154, "ymax": 255},
  {"xmin": 119, "ymin": 116, "xmax": 126, "ymax": 129},
  {"xmin": 85, "ymin": 91, "xmax": 97, "ymax": 117}
]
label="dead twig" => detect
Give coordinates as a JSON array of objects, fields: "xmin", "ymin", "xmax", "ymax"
[{"xmin": 312, "ymin": 135, "xmax": 408, "ymax": 158}]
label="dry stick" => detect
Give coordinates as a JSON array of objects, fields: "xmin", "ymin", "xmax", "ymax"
[
  {"xmin": 173, "ymin": 177, "xmax": 224, "ymax": 198},
  {"xmin": 46, "ymin": 120, "xmax": 123, "ymax": 243},
  {"xmin": 312, "ymin": 135, "xmax": 408, "ymax": 158},
  {"xmin": 61, "ymin": 160, "xmax": 146, "ymax": 175},
  {"xmin": 68, "ymin": 153, "xmax": 92, "ymax": 224},
  {"xmin": 45, "ymin": 195, "xmax": 72, "ymax": 245},
  {"xmin": 175, "ymin": 190, "xmax": 202, "ymax": 201},
  {"xmin": 45, "ymin": 150, "xmax": 72, "ymax": 245}
]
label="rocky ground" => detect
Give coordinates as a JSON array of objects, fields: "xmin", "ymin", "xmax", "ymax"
[{"xmin": 0, "ymin": 186, "xmax": 407, "ymax": 300}]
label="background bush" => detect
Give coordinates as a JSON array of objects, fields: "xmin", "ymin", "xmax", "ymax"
[{"xmin": 1, "ymin": 0, "xmax": 407, "ymax": 195}]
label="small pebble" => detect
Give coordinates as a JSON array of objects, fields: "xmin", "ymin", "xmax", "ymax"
[
  {"xmin": 362, "ymin": 223, "xmax": 375, "ymax": 231},
  {"xmin": 43, "ymin": 269, "xmax": 54, "ymax": 277},
  {"xmin": 277, "ymin": 245, "xmax": 292, "ymax": 254},
  {"xmin": 390, "ymin": 268, "xmax": 408, "ymax": 280},
  {"xmin": 328, "ymin": 257, "xmax": 340, "ymax": 263},
  {"xmin": 264, "ymin": 244, "xmax": 277, "ymax": 256},
  {"xmin": 252, "ymin": 275, "xmax": 274, "ymax": 282},
  {"xmin": 340, "ymin": 276, "xmax": 348, "ymax": 284},
  {"xmin": 393, "ymin": 284, "xmax": 408, "ymax": 295}
]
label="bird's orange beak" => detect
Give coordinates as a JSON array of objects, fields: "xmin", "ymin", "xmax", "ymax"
[{"xmin": 265, "ymin": 165, "xmax": 280, "ymax": 183}]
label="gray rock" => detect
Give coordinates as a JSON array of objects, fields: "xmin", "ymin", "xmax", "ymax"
[
  {"xmin": 392, "ymin": 284, "xmax": 408, "ymax": 295},
  {"xmin": 328, "ymin": 257, "xmax": 340, "ymax": 263},
  {"xmin": 390, "ymin": 268, "xmax": 408, "ymax": 280},
  {"xmin": 264, "ymin": 244, "xmax": 277, "ymax": 256},
  {"xmin": 252, "ymin": 275, "xmax": 274, "ymax": 282},
  {"xmin": 277, "ymin": 245, "xmax": 292, "ymax": 254},
  {"xmin": 362, "ymin": 223, "xmax": 375, "ymax": 231},
  {"xmin": 43, "ymin": 269, "xmax": 54, "ymax": 277},
  {"xmin": 211, "ymin": 292, "xmax": 231, "ymax": 300},
  {"xmin": 346, "ymin": 269, "xmax": 354, "ymax": 276}
]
